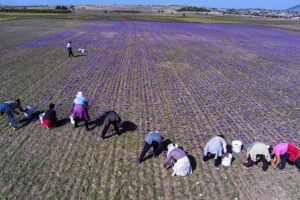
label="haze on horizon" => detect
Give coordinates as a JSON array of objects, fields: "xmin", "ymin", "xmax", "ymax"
[{"xmin": 0, "ymin": 0, "xmax": 298, "ymax": 10}]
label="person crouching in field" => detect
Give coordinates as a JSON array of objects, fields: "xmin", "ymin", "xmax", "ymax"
[
  {"xmin": 243, "ymin": 141, "xmax": 272, "ymax": 172},
  {"xmin": 137, "ymin": 131, "xmax": 164, "ymax": 166},
  {"xmin": 97, "ymin": 111, "xmax": 121, "ymax": 141},
  {"xmin": 202, "ymin": 135, "xmax": 227, "ymax": 170},
  {"xmin": 271, "ymin": 143, "xmax": 300, "ymax": 171},
  {"xmin": 66, "ymin": 41, "xmax": 74, "ymax": 57},
  {"xmin": 0, "ymin": 99, "xmax": 25, "ymax": 130},
  {"xmin": 72, "ymin": 91, "xmax": 91, "ymax": 131},
  {"xmin": 42, "ymin": 103, "xmax": 57, "ymax": 129},
  {"xmin": 162, "ymin": 143, "xmax": 192, "ymax": 176}
]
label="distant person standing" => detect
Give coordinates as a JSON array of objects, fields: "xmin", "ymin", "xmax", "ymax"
[
  {"xmin": 66, "ymin": 41, "xmax": 74, "ymax": 57},
  {"xmin": 97, "ymin": 111, "xmax": 122, "ymax": 141}
]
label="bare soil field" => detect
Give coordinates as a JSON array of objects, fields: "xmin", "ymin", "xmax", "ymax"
[{"xmin": 0, "ymin": 19, "xmax": 300, "ymax": 200}]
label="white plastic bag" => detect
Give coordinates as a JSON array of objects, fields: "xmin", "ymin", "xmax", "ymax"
[
  {"xmin": 24, "ymin": 106, "xmax": 34, "ymax": 117},
  {"xmin": 39, "ymin": 113, "xmax": 45, "ymax": 124},
  {"xmin": 78, "ymin": 48, "xmax": 85, "ymax": 54},
  {"xmin": 70, "ymin": 114, "xmax": 75, "ymax": 125}
]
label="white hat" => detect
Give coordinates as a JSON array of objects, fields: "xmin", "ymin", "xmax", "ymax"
[
  {"xmin": 167, "ymin": 143, "xmax": 178, "ymax": 154},
  {"xmin": 76, "ymin": 91, "xmax": 83, "ymax": 98}
]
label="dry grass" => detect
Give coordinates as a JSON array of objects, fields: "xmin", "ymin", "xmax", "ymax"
[{"xmin": 0, "ymin": 19, "xmax": 300, "ymax": 200}]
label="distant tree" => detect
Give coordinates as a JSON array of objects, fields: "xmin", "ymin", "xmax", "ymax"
[
  {"xmin": 104, "ymin": 10, "xmax": 107, "ymax": 13},
  {"xmin": 55, "ymin": 5, "xmax": 68, "ymax": 10},
  {"xmin": 177, "ymin": 6, "xmax": 210, "ymax": 12}
]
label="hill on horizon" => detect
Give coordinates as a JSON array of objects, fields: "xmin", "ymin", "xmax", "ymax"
[{"xmin": 288, "ymin": 4, "xmax": 300, "ymax": 11}]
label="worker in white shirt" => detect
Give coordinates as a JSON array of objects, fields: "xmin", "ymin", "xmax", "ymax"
[{"xmin": 66, "ymin": 41, "xmax": 74, "ymax": 57}]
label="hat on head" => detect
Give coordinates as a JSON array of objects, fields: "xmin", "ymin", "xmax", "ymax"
[
  {"xmin": 76, "ymin": 91, "xmax": 83, "ymax": 98},
  {"xmin": 167, "ymin": 143, "xmax": 178, "ymax": 153}
]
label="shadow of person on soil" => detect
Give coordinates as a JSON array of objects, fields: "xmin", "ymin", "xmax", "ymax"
[
  {"xmin": 18, "ymin": 110, "xmax": 44, "ymax": 129},
  {"xmin": 103, "ymin": 121, "xmax": 138, "ymax": 139},
  {"xmin": 74, "ymin": 54, "xmax": 85, "ymax": 57},
  {"xmin": 57, "ymin": 118, "xmax": 70, "ymax": 128},
  {"xmin": 118, "ymin": 121, "xmax": 138, "ymax": 136},
  {"xmin": 188, "ymin": 155, "xmax": 197, "ymax": 171},
  {"xmin": 90, "ymin": 113, "xmax": 106, "ymax": 130}
]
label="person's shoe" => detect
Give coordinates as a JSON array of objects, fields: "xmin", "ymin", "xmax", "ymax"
[
  {"xmin": 12, "ymin": 127, "xmax": 17, "ymax": 131},
  {"xmin": 262, "ymin": 170, "xmax": 267, "ymax": 174},
  {"xmin": 96, "ymin": 136, "xmax": 104, "ymax": 141},
  {"xmin": 243, "ymin": 164, "xmax": 251, "ymax": 169},
  {"xmin": 136, "ymin": 160, "xmax": 141, "ymax": 166},
  {"xmin": 86, "ymin": 128, "xmax": 92, "ymax": 132},
  {"xmin": 278, "ymin": 169, "xmax": 285, "ymax": 173},
  {"xmin": 201, "ymin": 158, "xmax": 206, "ymax": 165},
  {"xmin": 214, "ymin": 166, "xmax": 220, "ymax": 170},
  {"xmin": 153, "ymin": 153, "xmax": 159, "ymax": 158}
]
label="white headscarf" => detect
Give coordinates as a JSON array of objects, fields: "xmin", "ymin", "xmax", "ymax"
[
  {"xmin": 167, "ymin": 143, "xmax": 178, "ymax": 157},
  {"xmin": 76, "ymin": 91, "xmax": 83, "ymax": 98}
]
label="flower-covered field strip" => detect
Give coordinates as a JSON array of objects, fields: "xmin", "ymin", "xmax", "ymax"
[{"xmin": 0, "ymin": 20, "xmax": 300, "ymax": 199}]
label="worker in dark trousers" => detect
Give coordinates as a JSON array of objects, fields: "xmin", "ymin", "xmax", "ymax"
[
  {"xmin": 0, "ymin": 99, "xmax": 25, "ymax": 130},
  {"xmin": 66, "ymin": 41, "xmax": 74, "ymax": 57},
  {"xmin": 137, "ymin": 131, "xmax": 164, "ymax": 166},
  {"xmin": 97, "ymin": 111, "xmax": 121, "ymax": 141}
]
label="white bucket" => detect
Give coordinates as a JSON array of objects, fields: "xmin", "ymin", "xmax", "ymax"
[
  {"xmin": 39, "ymin": 113, "xmax": 45, "ymax": 124},
  {"xmin": 70, "ymin": 115, "xmax": 75, "ymax": 125},
  {"xmin": 222, "ymin": 153, "xmax": 233, "ymax": 167},
  {"xmin": 232, "ymin": 140, "xmax": 243, "ymax": 153}
]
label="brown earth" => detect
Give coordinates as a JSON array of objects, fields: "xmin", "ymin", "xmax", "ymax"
[{"xmin": 0, "ymin": 19, "xmax": 300, "ymax": 200}]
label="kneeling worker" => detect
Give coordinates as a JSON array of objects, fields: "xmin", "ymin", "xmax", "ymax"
[
  {"xmin": 162, "ymin": 143, "xmax": 192, "ymax": 176},
  {"xmin": 42, "ymin": 103, "xmax": 57, "ymax": 129}
]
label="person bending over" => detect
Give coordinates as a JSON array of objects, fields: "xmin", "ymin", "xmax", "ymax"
[
  {"xmin": 272, "ymin": 143, "xmax": 300, "ymax": 171},
  {"xmin": 97, "ymin": 111, "xmax": 121, "ymax": 141},
  {"xmin": 244, "ymin": 141, "xmax": 272, "ymax": 172},
  {"xmin": 71, "ymin": 91, "xmax": 91, "ymax": 131},
  {"xmin": 202, "ymin": 134, "xmax": 227, "ymax": 170},
  {"xmin": 0, "ymin": 99, "xmax": 25, "ymax": 130},
  {"xmin": 137, "ymin": 131, "xmax": 164, "ymax": 166}
]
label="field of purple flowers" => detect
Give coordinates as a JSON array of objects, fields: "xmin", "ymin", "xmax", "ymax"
[{"xmin": 0, "ymin": 19, "xmax": 300, "ymax": 199}]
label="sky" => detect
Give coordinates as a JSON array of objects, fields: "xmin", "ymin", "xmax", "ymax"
[{"xmin": 0, "ymin": 0, "xmax": 299, "ymax": 10}]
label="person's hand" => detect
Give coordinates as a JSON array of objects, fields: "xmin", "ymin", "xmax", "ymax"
[
  {"xmin": 161, "ymin": 163, "xmax": 165, "ymax": 168},
  {"xmin": 223, "ymin": 152, "xmax": 229, "ymax": 158}
]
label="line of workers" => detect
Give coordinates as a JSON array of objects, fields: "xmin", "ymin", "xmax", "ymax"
[{"xmin": 1, "ymin": 92, "xmax": 300, "ymax": 176}]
